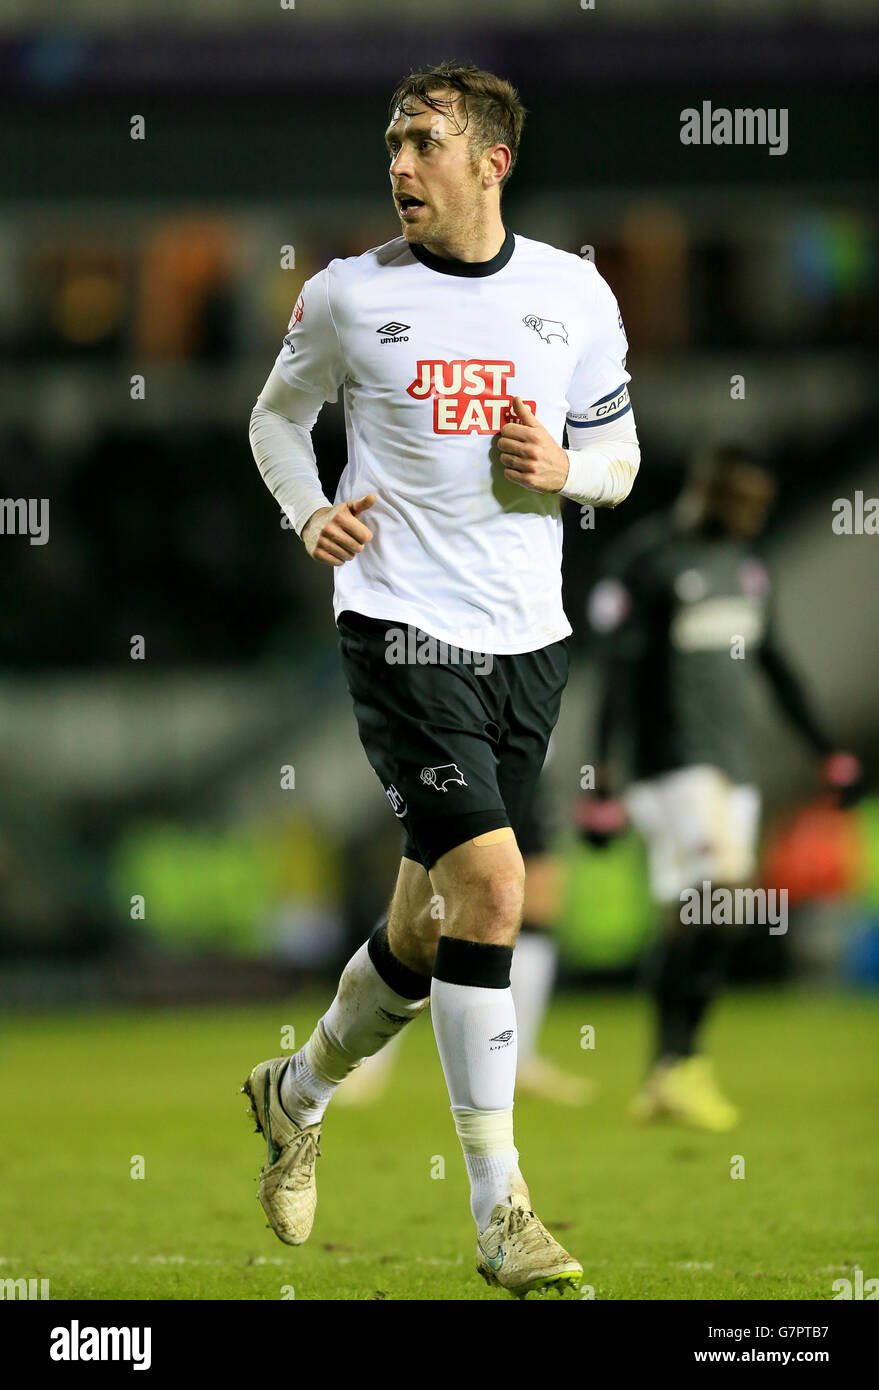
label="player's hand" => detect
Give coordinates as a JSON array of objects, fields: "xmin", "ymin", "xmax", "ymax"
[
  {"xmin": 821, "ymin": 750, "xmax": 865, "ymax": 809},
  {"xmin": 301, "ymin": 494, "xmax": 376, "ymax": 566},
  {"xmin": 574, "ymin": 795, "xmax": 628, "ymax": 850},
  {"xmin": 497, "ymin": 397, "xmax": 570, "ymax": 494}
]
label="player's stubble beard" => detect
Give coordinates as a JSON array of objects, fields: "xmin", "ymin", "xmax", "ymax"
[{"xmin": 400, "ymin": 160, "xmax": 500, "ymax": 261}]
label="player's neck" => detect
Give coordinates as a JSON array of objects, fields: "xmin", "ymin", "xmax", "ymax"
[{"xmin": 420, "ymin": 218, "xmax": 507, "ymax": 265}]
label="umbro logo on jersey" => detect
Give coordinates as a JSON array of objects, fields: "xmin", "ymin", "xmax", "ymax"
[
  {"xmin": 523, "ymin": 314, "xmax": 568, "ymax": 345},
  {"xmin": 377, "ymin": 321, "xmax": 410, "ymax": 342}
]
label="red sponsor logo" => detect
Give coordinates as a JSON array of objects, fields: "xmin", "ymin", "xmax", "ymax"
[
  {"xmin": 288, "ymin": 293, "xmax": 304, "ymax": 329},
  {"xmin": 406, "ymin": 359, "xmax": 535, "ymax": 434}
]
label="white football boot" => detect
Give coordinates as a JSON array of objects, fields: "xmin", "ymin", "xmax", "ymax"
[
  {"xmin": 476, "ymin": 1192, "xmax": 583, "ymax": 1298},
  {"xmin": 241, "ymin": 1056, "xmax": 322, "ymax": 1246}
]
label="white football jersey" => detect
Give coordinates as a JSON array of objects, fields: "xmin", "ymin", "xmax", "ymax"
[{"xmin": 275, "ymin": 229, "xmax": 631, "ymax": 654}]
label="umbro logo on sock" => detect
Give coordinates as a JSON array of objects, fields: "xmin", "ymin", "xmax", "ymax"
[
  {"xmin": 377, "ymin": 1007, "xmax": 410, "ymax": 1025},
  {"xmin": 490, "ymin": 1029, "xmax": 514, "ymax": 1050}
]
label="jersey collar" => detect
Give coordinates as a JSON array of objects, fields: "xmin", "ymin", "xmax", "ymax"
[{"xmin": 410, "ymin": 227, "xmax": 515, "ymax": 278}]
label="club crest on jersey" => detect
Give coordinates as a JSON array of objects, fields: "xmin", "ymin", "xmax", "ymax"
[
  {"xmin": 522, "ymin": 314, "xmax": 568, "ymax": 345},
  {"xmin": 420, "ymin": 763, "xmax": 468, "ymax": 792},
  {"xmin": 407, "ymin": 360, "xmax": 535, "ymax": 434}
]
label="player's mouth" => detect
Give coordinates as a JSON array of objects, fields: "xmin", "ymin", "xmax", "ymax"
[{"xmin": 396, "ymin": 195, "xmax": 426, "ymax": 220}]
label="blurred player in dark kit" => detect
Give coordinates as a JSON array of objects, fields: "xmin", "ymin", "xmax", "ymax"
[{"xmin": 578, "ymin": 444, "xmax": 864, "ymax": 1130}]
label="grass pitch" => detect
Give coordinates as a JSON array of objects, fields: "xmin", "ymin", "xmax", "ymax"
[{"xmin": 1, "ymin": 988, "xmax": 877, "ymax": 1300}]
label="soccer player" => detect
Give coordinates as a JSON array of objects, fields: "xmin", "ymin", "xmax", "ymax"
[
  {"xmin": 246, "ymin": 62, "xmax": 639, "ymax": 1297},
  {"xmin": 578, "ymin": 445, "xmax": 863, "ymax": 1131}
]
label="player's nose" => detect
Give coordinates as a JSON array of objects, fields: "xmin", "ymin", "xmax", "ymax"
[{"xmin": 390, "ymin": 148, "xmax": 414, "ymax": 179}]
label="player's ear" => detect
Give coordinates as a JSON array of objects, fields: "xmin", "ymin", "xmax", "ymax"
[{"xmin": 483, "ymin": 143, "xmax": 511, "ymax": 189}]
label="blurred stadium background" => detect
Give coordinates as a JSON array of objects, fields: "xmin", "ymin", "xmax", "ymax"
[{"xmin": 1, "ymin": 0, "xmax": 877, "ymax": 1010}]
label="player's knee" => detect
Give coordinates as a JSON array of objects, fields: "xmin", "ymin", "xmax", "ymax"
[{"xmin": 448, "ymin": 855, "xmax": 525, "ymax": 937}]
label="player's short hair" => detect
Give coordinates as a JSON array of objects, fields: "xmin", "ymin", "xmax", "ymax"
[
  {"xmin": 711, "ymin": 442, "xmax": 766, "ymax": 473},
  {"xmin": 387, "ymin": 61, "xmax": 526, "ymax": 190},
  {"xmin": 688, "ymin": 442, "xmax": 771, "ymax": 487},
  {"xmin": 674, "ymin": 443, "xmax": 774, "ymax": 529}
]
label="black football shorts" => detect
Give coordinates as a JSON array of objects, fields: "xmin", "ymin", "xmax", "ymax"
[{"xmin": 337, "ymin": 610, "xmax": 569, "ymax": 872}]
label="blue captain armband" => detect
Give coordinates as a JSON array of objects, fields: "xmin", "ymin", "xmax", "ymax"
[{"xmin": 567, "ymin": 383, "xmax": 631, "ymax": 429}]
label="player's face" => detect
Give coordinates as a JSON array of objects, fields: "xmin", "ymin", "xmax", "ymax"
[
  {"xmin": 709, "ymin": 464, "xmax": 776, "ymax": 538},
  {"xmin": 384, "ymin": 93, "xmax": 489, "ymax": 247}
]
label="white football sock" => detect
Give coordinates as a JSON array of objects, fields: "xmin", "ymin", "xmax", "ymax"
[
  {"xmin": 510, "ymin": 929, "xmax": 557, "ymax": 1065},
  {"xmin": 280, "ymin": 940, "xmax": 428, "ymax": 1126},
  {"xmin": 431, "ymin": 976, "xmax": 525, "ymax": 1229},
  {"xmin": 457, "ymin": 1109, "xmax": 527, "ymax": 1231}
]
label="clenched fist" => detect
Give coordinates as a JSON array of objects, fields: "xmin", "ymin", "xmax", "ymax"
[
  {"xmin": 302, "ymin": 494, "xmax": 376, "ymax": 566},
  {"xmin": 497, "ymin": 396, "xmax": 570, "ymax": 494}
]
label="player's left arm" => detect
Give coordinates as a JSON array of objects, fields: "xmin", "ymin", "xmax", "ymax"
[
  {"xmin": 498, "ymin": 265, "xmax": 640, "ymax": 507},
  {"xmin": 758, "ymin": 618, "xmax": 865, "ymax": 807}
]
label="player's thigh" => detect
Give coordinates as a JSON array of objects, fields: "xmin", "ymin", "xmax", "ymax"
[
  {"xmin": 724, "ymin": 783, "xmax": 762, "ymax": 885},
  {"xmin": 338, "ymin": 611, "xmax": 511, "ymax": 874},
  {"xmin": 661, "ymin": 764, "xmax": 749, "ymax": 890},
  {"xmin": 515, "ymin": 774, "xmax": 560, "ymax": 925},
  {"xmin": 491, "ymin": 638, "xmax": 568, "ymax": 869},
  {"xmin": 625, "ymin": 777, "xmax": 683, "ymax": 905},
  {"xmin": 521, "ymin": 853, "xmax": 561, "ymax": 926}
]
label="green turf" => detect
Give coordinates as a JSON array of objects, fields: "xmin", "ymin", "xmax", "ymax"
[{"xmin": 1, "ymin": 989, "xmax": 877, "ymax": 1300}]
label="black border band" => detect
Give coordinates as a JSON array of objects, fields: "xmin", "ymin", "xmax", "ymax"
[
  {"xmin": 368, "ymin": 916, "xmax": 432, "ymax": 1000},
  {"xmin": 410, "ymin": 226, "xmax": 515, "ymax": 278},
  {"xmin": 433, "ymin": 935, "xmax": 513, "ymax": 989}
]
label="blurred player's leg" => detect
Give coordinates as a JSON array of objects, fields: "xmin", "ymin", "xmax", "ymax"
[{"xmin": 626, "ymin": 767, "xmax": 759, "ymax": 1131}]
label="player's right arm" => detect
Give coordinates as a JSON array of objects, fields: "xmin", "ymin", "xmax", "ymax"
[
  {"xmin": 249, "ymin": 266, "xmax": 375, "ymax": 565},
  {"xmin": 560, "ymin": 265, "xmax": 640, "ymax": 510}
]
